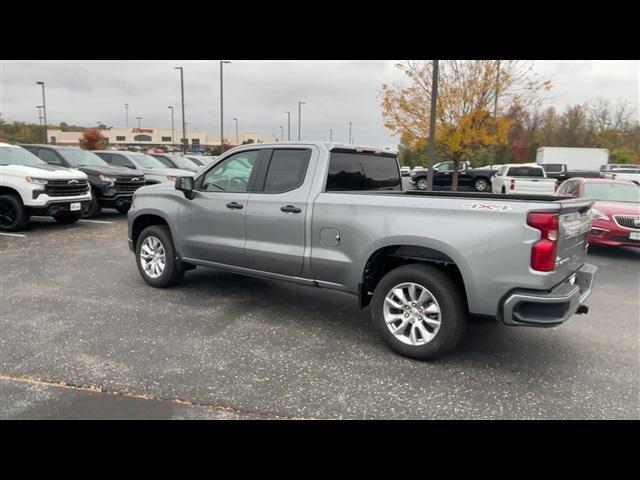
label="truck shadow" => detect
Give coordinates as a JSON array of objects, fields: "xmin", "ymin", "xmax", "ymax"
[{"xmin": 180, "ymin": 267, "xmax": 582, "ymax": 368}]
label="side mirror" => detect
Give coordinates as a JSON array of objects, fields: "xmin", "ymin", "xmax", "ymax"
[{"xmin": 175, "ymin": 176, "xmax": 195, "ymax": 199}]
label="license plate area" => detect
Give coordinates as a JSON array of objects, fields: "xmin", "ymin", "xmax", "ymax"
[
  {"xmin": 630, "ymin": 231, "xmax": 640, "ymax": 240},
  {"xmin": 70, "ymin": 202, "xmax": 81, "ymax": 211}
]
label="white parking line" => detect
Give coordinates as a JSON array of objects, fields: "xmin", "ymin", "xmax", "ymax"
[
  {"xmin": 0, "ymin": 232, "xmax": 27, "ymax": 237},
  {"xmin": 78, "ymin": 219, "xmax": 114, "ymax": 224}
]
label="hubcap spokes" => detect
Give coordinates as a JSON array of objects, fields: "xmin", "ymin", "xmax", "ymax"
[
  {"xmin": 139, "ymin": 236, "xmax": 166, "ymax": 279},
  {"xmin": 383, "ymin": 282, "xmax": 441, "ymax": 346},
  {"xmin": 0, "ymin": 201, "xmax": 17, "ymax": 227}
]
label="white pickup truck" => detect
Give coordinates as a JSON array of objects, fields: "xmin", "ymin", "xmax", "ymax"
[
  {"xmin": 0, "ymin": 143, "xmax": 91, "ymax": 231},
  {"xmin": 603, "ymin": 166, "xmax": 640, "ymax": 185},
  {"xmin": 491, "ymin": 163, "xmax": 558, "ymax": 195}
]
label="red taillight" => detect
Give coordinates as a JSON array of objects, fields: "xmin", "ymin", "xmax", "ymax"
[
  {"xmin": 510, "ymin": 178, "xmax": 515, "ymax": 192},
  {"xmin": 527, "ymin": 212, "xmax": 559, "ymax": 272}
]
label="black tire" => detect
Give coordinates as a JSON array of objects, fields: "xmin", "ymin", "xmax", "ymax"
[
  {"xmin": 135, "ymin": 225, "xmax": 184, "ymax": 288},
  {"xmin": 54, "ymin": 213, "xmax": 82, "ymax": 224},
  {"xmin": 0, "ymin": 194, "xmax": 29, "ymax": 232},
  {"xmin": 371, "ymin": 264, "xmax": 467, "ymax": 360},
  {"xmin": 473, "ymin": 177, "xmax": 490, "ymax": 192},
  {"xmin": 416, "ymin": 177, "xmax": 428, "ymax": 190},
  {"xmin": 501, "ymin": 186, "xmax": 506, "ymax": 194},
  {"xmin": 83, "ymin": 192, "xmax": 101, "ymax": 219},
  {"xmin": 116, "ymin": 204, "xmax": 131, "ymax": 214}
]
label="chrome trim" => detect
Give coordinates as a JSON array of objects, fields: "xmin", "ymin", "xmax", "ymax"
[{"xmin": 613, "ymin": 215, "xmax": 640, "ymax": 231}]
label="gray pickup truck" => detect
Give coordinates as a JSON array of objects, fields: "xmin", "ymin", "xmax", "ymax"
[{"xmin": 127, "ymin": 142, "xmax": 596, "ymax": 360}]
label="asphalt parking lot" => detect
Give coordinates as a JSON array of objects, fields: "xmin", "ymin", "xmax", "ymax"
[{"xmin": 1, "ymin": 211, "xmax": 639, "ymax": 420}]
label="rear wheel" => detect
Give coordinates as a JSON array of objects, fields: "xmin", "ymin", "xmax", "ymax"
[
  {"xmin": 0, "ymin": 194, "xmax": 29, "ymax": 232},
  {"xmin": 371, "ymin": 264, "xmax": 467, "ymax": 360},
  {"xmin": 135, "ymin": 225, "xmax": 184, "ymax": 288},
  {"xmin": 473, "ymin": 177, "xmax": 490, "ymax": 192},
  {"xmin": 54, "ymin": 213, "xmax": 81, "ymax": 224},
  {"xmin": 416, "ymin": 178, "xmax": 428, "ymax": 190}
]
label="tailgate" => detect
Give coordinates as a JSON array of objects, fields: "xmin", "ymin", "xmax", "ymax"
[
  {"xmin": 514, "ymin": 178, "xmax": 557, "ymax": 195},
  {"xmin": 554, "ymin": 199, "xmax": 593, "ymax": 280}
]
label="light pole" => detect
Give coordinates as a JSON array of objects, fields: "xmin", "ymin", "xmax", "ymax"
[
  {"xmin": 348, "ymin": 122, "xmax": 352, "ymax": 144},
  {"xmin": 220, "ymin": 60, "xmax": 231, "ymax": 153},
  {"xmin": 168, "ymin": 106, "xmax": 175, "ymax": 149},
  {"xmin": 125, "ymin": 103, "xmax": 129, "ymax": 128},
  {"xmin": 36, "ymin": 106, "xmax": 44, "ymax": 132},
  {"xmin": 36, "ymin": 81, "xmax": 48, "ymax": 144},
  {"xmin": 297, "ymin": 101, "xmax": 306, "ymax": 141},
  {"xmin": 329, "ymin": 128, "xmax": 333, "ymax": 141},
  {"xmin": 136, "ymin": 116, "xmax": 142, "ymax": 128},
  {"xmin": 174, "ymin": 66, "xmax": 186, "ymax": 154},
  {"xmin": 233, "ymin": 117, "xmax": 239, "ymax": 145},
  {"xmin": 280, "ymin": 125, "xmax": 284, "ymax": 142},
  {"xmin": 285, "ymin": 111, "xmax": 291, "ymax": 141}
]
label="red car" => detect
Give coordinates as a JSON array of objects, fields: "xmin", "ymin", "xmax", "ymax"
[{"xmin": 557, "ymin": 178, "xmax": 640, "ymax": 247}]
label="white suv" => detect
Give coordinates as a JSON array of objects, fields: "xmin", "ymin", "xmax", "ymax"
[{"xmin": 0, "ymin": 143, "xmax": 91, "ymax": 231}]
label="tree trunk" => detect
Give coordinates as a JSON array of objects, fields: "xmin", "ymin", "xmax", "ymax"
[{"xmin": 451, "ymin": 159, "xmax": 460, "ymax": 192}]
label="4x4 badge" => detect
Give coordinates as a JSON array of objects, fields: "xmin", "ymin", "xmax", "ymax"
[{"xmin": 462, "ymin": 202, "xmax": 511, "ymax": 211}]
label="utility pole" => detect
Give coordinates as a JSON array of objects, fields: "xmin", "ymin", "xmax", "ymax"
[
  {"xmin": 36, "ymin": 82, "xmax": 48, "ymax": 144},
  {"xmin": 136, "ymin": 116, "xmax": 142, "ymax": 128},
  {"xmin": 329, "ymin": 128, "xmax": 333, "ymax": 141},
  {"xmin": 36, "ymin": 105, "xmax": 44, "ymax": 134},
  {"xmin": 348, "ymin": 122, "xmax": 352, "ymax": 144},
  {"xmin": 125, "ymin": 103, "xmax": 129, "ymax": 128},
  {"xmin": 426, "ymin": 59, "xmax": 439, "ymax": 192},
  {"xmin": 285, "ymin": 111, "xmax": 291, "ymax": 141},
  {"xmin": 174, "ymin": 66, "xmax": 186, "ymax": 154},
  {"xmin": 297, "ymin": 101, "xmax": 306, "ymax": 140},
  {"xmin": 220, "ymin": 60, "xmax": 231, "ymax": 153}
]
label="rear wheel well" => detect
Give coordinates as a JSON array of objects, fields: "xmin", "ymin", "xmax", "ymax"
[
  {"xmin": 131, "ymin": 215, "xmax": 169, "ymax": 246},
  {"xmin": 360, "ymin": 245, "xmax": 467, "ymax": 310}
]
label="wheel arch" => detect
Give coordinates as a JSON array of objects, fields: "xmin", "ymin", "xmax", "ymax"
[
  {"xmin": 358, "ymin": 241, "xmax": 472, "ymax": 310},
  {"xmin": 0, "ymin": 186, "xmax": 22, "ymax": 197},
  {"xmin": 130, "ymin": 212, "xmax": 171, "ymax": 247}
]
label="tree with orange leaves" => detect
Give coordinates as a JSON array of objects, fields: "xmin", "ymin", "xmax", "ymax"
[
  {"xmin": 79, "ymin": 128, "xmax": 107, "ymax": 150},
  {"xmin": 381, "ymin": 60, "xmax": 552, "ymax": 190}
]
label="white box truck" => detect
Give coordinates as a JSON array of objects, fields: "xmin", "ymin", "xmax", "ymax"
[{"xmin": 536, "ymin": 147, "xmax": 609, "ymax": 172}]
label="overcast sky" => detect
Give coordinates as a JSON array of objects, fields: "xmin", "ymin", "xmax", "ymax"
[{"xmin": 1, "ymin": 60, "xmax": 638, "ymax": 148}]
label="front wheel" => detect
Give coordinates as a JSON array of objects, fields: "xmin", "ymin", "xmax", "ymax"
[
  {"xmin": 116, "ymin": 204, "xmax": 131, "ymax": 214},
  {"xmin": 0, "ymin": 194, "xmax": 29, "ymax": 232},
  {"xmin": 135, "ymin": 225, "xmax": 184, "ymax": 288},
  {"xmin": 416, "ymin": 178, "xmax": 428, "ymax": 190},
  {"xmin": 83, "ymin": 193, "xmax": 101, "ymax": 219},
  {"xmin": 371, "ymin": 264, "xmax": 467, "ymax": 360}
]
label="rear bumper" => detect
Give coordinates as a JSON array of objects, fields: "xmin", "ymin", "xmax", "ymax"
[{"xmin": 501, "ymin": 263, "xmax": 597, "ymax": 327}]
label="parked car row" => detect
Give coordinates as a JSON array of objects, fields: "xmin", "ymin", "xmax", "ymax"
[{"xmin": 0, "ymin": 143, "xmax": 203, "ymax": 231}]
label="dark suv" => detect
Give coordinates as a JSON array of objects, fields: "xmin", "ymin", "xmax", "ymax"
[{"xmin": 21, "ymin": 144, "xmax": 146, "ymax": 218}]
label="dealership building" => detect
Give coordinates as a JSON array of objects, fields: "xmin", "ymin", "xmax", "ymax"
[{"xmin": 46, "ymin": 126, "xmax": 278, "ymax": 148}]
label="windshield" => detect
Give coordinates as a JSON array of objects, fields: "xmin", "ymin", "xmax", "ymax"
[
  {"xmin": 129, "ymin": 153, "xmax": 167, "ymax": 169},
  {"xmin": 186, "ymin": 156, "xmax": 204, "ymax": 166},
  {"xmin": 584, "ymin": 183, "xmax": 640, "ymax": 203},
  {"xmin": 0, "ymin": 146, "xmax": 47, "ymax": 166},
  {"xmin": 168, "ymin": 155, "xmax": 200, "ymax": 170},
  {"xmin": 60, "ymin": 149, "xmax": 108, "ymax": 167}
]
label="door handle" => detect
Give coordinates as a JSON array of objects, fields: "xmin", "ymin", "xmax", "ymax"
[
  {"xmin": 226, "ymin": 202, "xmax": 244, "ymax": 210},
  {"xmin": 280, "ymin": 205, "xmax": 302, "ymax": 214}
]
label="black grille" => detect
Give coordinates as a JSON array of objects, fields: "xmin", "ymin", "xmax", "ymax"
[
  {"xmin": 115, "ymin": 176, "xmax": 145, "ymax": 193},
  {"xmin": 45, "ymin": 179, "xmax": 90, "ymax": 197},
  {"xmin": 614, "ymin": 215, "xmax": 640, "ymax": 230}
]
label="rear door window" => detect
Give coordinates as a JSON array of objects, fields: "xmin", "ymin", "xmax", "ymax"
[
  {"xmin": 326, "ymin": 151, "xmax": 401, "ymax": 191},
  {"xmin": 262, "ymin": 149, "xmax": 311, "ymax": 192},
  {"xmin": 507, "ymin": 166, "xmax": 544, "ymax": 177}
]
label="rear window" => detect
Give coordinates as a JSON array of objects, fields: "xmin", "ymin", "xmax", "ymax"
[
  {"xmin": 542, "ymin": 164, "xmax": 564, "ymax": 173},
  {"xmin": 507, "ymin": 166, "xmax": 544, "ymax": 177},
  {"xmin": 326, "ymin": 151, "xmax": 401, "ymax": 191}
]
